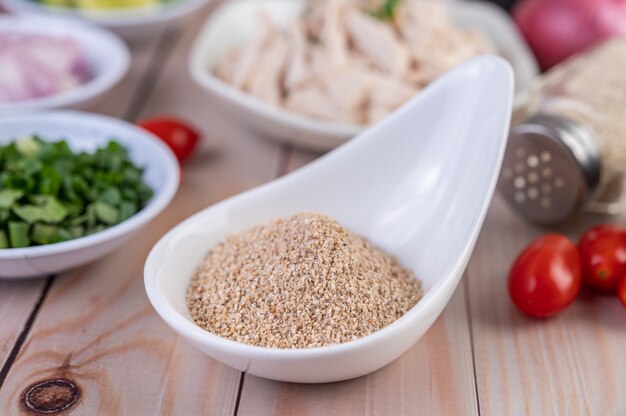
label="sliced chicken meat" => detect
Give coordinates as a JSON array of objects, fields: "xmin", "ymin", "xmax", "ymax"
[
  {"xmin": 214, "ymin": 0, "xmax": 494, "ymax": 126},
  {"xmin": 284, "ymin": 21, "xmax": 313, "ymax": 89},
  {"xmin": 396, "ymin": 1, "xmax": 493, "ymax": 83},
  {"xmin": 345, "ymin": 10, "xmax": 411, "ymax": 77},
  {"xmin": 230, "ymin": 12, "xmax": 275, "ymax": 90},
  {"xmin": 319, "ymin": 0, "xmax": 350, "ymax": 69},
  {"xmin": 366, "ymin": 75, "xmax": 418, "ymax": 123},
  {"xmin": 320, "ymin": 65, "xmax": 376, "ymax": 121},
  {"xmin": 246, "ymin": 33, "xmax": 289, "ymax": 106},
  {"xmin": 286, "ymin": 82, "xmax": 359, "ymax": 123}
]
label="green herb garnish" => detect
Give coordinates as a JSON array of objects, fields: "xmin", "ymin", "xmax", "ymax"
[
  {"xmin": 369, "ymin": 0, "xmax": 403, "ymax": 20},
  {"xmin": 0, "ymin": 136, "xmax": 153, "ymax": 248}
]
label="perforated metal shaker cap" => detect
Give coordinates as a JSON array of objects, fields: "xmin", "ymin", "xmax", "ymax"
[{"xmin": 498, "ymin": 113, "xmax": 601, "ymax": 224}]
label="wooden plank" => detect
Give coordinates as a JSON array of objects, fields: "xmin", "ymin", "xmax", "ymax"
[
  {"xmin": 0, "ymin": 199, "xmax": 241, "ymax": 415},
  {"xmin": 0, "ymin": 280, "xmax": 47, "ymax": 372},
  {"xmin": 282, "ymin": 147, "xmax": 319, "ymax": 173},
  {"xmin": 238, "ymin": 285, "xmax": 479, "ymax": 416},
  {"xmin": 89, "ymin": 33, "xmax": 164, "ymax": 120},
  {"xmin": 0, "ymin": 3, "xmax": 283, "ymax": 414},
  {"xmin": 236, "ymin": 148, "xmax": 480, "ymax": 416},
  {"xmin": 467, "ymin": 197, "xmax": 626, "ymax": 416},
  {"xmin": 0, "ymin": 19, "xmax": 164, "ymax": 386}
]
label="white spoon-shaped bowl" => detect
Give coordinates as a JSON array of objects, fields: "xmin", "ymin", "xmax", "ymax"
[{"xmin": 145, "ymin": 56, "xmax": 514, "ymax": 383}]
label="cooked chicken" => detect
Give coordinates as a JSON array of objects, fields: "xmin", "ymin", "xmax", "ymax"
[
  {"xmin": 284, "ymin": 21, "xmax": 312, "ymax": 89},
  {"xmin": 320, "ymin": 0, "xmax": 350, "ymax": 68},
  {"xmin": 286, "ymin": 82, "xmax": 359, "ymax": 123},
  {"xmin": 321, "ymin": 66, "xmax": 375, "ymax": 121},
  {"xmin": 366, "ymin": 75, "xmax": 418, "ymax": 123},
  {"xmin": 247, "ymin": 34, "xmax": 289, "ymax": 106},
  {"xmin": 369, "ymin": 75, "xmax": 417, "ymax": 109},
  {"xmin": 345, "ymin": 9, "xmax": 411, "ymax": 77},
  {"xmin": 230, "ymin": 12, "xmax": 274, "ymax": 89},
  {"xmin": 396, "ymin": 1, "xmax": 494, "ymax": 83},
  {"xmin": 214, "ymin": 0, "xmax": 493, "ymax": 126}
]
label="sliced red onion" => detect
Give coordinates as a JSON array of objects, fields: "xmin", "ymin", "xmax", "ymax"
[{"xmin": 0, "ymin": 33, "xmax": 90, "ymax": 103}]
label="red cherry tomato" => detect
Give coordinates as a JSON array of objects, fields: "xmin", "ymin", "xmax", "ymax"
[
  {"xmin": 618, "ymin": 276, "xmax": 626, "ymax": 309},
  {"xmin": 578, "ymin": 224, "xmax": 626, "ymax": 292},
  {"xmin": 138, "ymin": 117, "xmax": 200, "ymax": 163},
  {"xmin": 509, "ymin": 234, "xmax": 582, "ymax": 318}
]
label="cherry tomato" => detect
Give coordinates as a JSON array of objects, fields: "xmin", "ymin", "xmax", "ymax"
[
  {"xmin": 618, "ymin": 276, "xmax": 626, "ymax": 309},
  {"xmin": 138, "ymin": 117, "xmax": 200, "ymax": 163},
  {"xmin": 509, "ymin": 234, "xmax": 582, "ymax": 318},
  {"xmin": 578, "ymin": 224, "xmax": 626, "ymax": 292}
]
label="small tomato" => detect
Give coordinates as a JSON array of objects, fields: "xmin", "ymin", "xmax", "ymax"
[
  {"xmin": 578, "ymin": 224, "xmax": 626, "ymax": 292},
  {"xmin": 509, "ymin": 234, "xmax": 582, "ymax": 318},
  {"xmin": 138, "ymin": 117, "xmax": 200, "ymax": 163},
  {"xmin": 618, "ymin": 276, "xmax": 626, "ymax": 309}
]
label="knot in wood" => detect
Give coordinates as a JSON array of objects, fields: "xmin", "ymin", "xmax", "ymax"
[{"xmin": 22, "ymin": 379, "xmax": 80, "ymax": 414}]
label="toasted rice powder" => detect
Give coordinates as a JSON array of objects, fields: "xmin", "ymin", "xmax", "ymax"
[{"xmin": 186, "ymin": 212, "xmax": 423, "ymax": 349}]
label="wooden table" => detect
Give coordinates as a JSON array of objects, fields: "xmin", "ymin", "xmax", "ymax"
[{"xmin": 1, "ymin": 5, "xmax": 625, "ymax": 415}]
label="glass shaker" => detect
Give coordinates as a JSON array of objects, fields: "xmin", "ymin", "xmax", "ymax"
[{"xmin": 498, "ymin": 39, "xmax": 626, "ymax": 224}]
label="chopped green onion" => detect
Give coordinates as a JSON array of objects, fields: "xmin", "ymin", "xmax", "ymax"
[
  {"xmin": 0, "ymin": 136, "xmax": 153, "ymax": 248},
  {"xmin": 8, "ymin": 222, "xmax": 30, "ymax": 248}
]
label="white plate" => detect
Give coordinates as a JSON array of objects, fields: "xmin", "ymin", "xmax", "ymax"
[
  {"xmin": 0, "ymin": 111, "xmax": 179, "ymax": 279},
  {"xmin": 146, "ymin": 56, "xmax": 514, "ymax": 383},
  {"xmin": 1, "ymin": 0, "xmax": 212, "ymax": 40},
  {"xmin": 189, "ymin": 0, "xmax": 537, "ymax": 151},
  {"xmin": 0, "ymin": 15, "xmax": 129, "ymax": 114}
]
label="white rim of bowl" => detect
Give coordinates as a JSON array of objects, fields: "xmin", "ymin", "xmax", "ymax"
[
  {"xmin": 0, "ymin": 15, "xmax": 130, "ymax": 114},
  {"xmin": 0, "ymin": 111, "xmax": 180, "ymax": 259},
  {"xmin": 2, "ymin": 0, "xmax": 211, "ymax": 27}
]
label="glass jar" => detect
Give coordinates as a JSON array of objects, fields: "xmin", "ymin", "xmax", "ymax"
[{"xmin": 499, "ymin": 39, "xmax": 626, "ymax": 224}]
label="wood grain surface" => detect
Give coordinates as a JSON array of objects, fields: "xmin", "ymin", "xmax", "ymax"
[
  {"xmin": 0, "ymin": 279, "xmax": 47, "ymax": 372},
  {"xmin": 235, "ymin": 148, "xmax": 480, "ymax": 416},
  {"xmin": 238, "ymin": 283, "xmax": 479, "ymax": 416},
  {"xmin": 0, "ymin": 2, "xmax": 625, "ymax": 415},
  {"xmin": 467, "ymin": 197, "xmax": 626, "ymax": 416}
]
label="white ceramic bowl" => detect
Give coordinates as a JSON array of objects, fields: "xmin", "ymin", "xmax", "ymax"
[
  {"xmin": 0, "ymin": 111, "xmax": 179, "ymax": 279},
  {"xmin": 0, "ymin": 15, "xmax": 129, "ymax": 115},
  {"xmin": 1, "ymin": 0, "xmax": 211, "ymax": 40},
  {"xmin": 189, "ymin": 0, "xmax": 537, "ymax": 151},
  {"xmin": 146, "ymin": 56, "xmax": 514, "ymax": 383}
]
